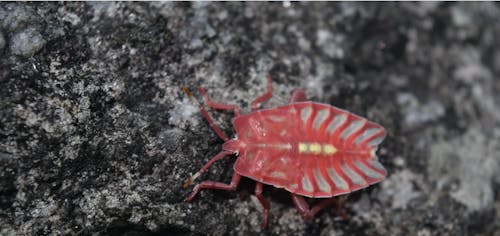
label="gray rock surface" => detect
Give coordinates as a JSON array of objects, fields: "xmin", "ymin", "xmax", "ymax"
[
  {"xmin": 0, "ymin": 32, "xmax": 5, "ymax": 51},
  {"xmin": 1, "ymin": 2, "xmax": 499, "ymax": 235},
  {"xmin": 10, "ymin": 27, "xmax": 46, "ymax": 57}
]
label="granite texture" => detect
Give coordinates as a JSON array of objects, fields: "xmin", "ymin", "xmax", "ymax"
[{"xmin": 1, "ymin": 2, "xmax": 499, "ymax": 235}]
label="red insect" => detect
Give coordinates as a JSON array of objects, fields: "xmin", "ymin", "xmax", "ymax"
[{"xmin": 183, "ymin": 76, "xmax": 387, "ymax": 228}]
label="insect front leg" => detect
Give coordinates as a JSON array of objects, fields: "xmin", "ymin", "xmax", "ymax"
[
  {"xmin": 183, "ymin": 150, "xmax": 234, "ymax": 188},
  {"xmin": 198, "ymin": 87, "xmax": 242, "ymax": 117}
]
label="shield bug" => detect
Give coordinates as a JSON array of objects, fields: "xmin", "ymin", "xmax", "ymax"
[{"xmin": 183, "ymin": 76, "xmax": 387, "ymax": 228}]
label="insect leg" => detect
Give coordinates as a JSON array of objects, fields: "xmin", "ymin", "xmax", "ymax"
[
  {"xmin": 198, "ymin": 87, "xmax": 241, "ymax": 116},
  {"xmin": 288, "ymin": 89, "xmax": 308, "ymax": 103},
  {"xmin": 291, "ymin": 194, "xmax": 338, "ymax": 221},
  {"xmin": 306, "ymin": 198, "xmax": 339, "ymax": 220},
  {"xmin": 250, "ymin": 75, "xmax": 273, "ymax": 111},
  {"xmin": 254, "ymin": 182, "xmax": 270, "ymax": 229},
  {"xmin": 291, "ymin": 194, "xmax": 313, "ymax": 220},
  {"xmin": 185, "ymin": 172, "xmax": 241, "ymax": 202},
  {"xmin": 183, "ymin": 87, "xmax": 230, "ymax": 141},
  {"xmin": 334, "ymin": 195, "xmax": 348, "ymax": 220},
  {"xmin": 183, "ymin": 150, "xmax": 234, "ymax": 188}
]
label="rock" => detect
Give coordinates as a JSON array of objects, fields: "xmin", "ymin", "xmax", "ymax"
[
  {"xmin": 0, "ymin": 3, "xmax": 34, "ymax": 31},
  {"xmin": 429, "ymin": 128, "xmax": 500, "ymax": 212},
  {"xmin": 0, "ymin": 32, "xmax": 5, "ymax": 50},
  {"xmin": 396, "ymin": 92, "xmax": 445, "ymax": 130},
  {"xmin": 9, "ymin": 27, "xmax": 46, "ymax": 57},
  {"xmin": 1, "ymin": 2, "xmax": 499, "ymax": 235}
]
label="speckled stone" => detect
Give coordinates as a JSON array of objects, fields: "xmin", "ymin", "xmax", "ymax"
[{"xmin": 1, "ymin": 2, "xmax": 499, "ymax": 235}]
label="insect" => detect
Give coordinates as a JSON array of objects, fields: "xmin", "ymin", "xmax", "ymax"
[{"xmin": 183, "ymin": 76, "xmax": 387, "ymax": 228}]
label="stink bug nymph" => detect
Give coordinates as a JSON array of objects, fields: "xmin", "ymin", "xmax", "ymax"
[{"xmin": 183, "ymin": 76, "xmax": 387, "ymax": 228}]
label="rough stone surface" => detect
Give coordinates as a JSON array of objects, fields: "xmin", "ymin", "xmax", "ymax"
[
  {"xmin": 0, "ymin": 32, "xmax": 5, "ymax": 50},
  {"xmin": 9, "ymin": 27, "xmax": 46, "ymax": 57},
  {"xmin": 1, "ymin": 2, "xmax": 499, "ymax": 235}
]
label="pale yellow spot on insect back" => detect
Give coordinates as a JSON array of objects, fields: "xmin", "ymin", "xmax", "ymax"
[
  {"xmin": 298, "ymin": 143, "xmax": 308, "ymax": 153},
  {"xmin": 323, "ymin": 144, "xmax": 337, "ymax": 155},
  {"xmin": 309, "ymin": 143, "xmax": 322, "ymax": 154},
  {"xmin": 298, "ymin": 142, "xmax": 337, "ymax": 155}
]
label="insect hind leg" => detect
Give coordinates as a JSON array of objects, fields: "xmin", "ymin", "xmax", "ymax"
[
  {"xmin": 291, "ymin": 194, "xmax": 345, "ymax": 221},
  {"xmin": 186, "ymin": 172, "xmax": 241, "ymax": 202},
  {"xmin": 255, "ymin": 182, "xmax": 270, "ymax": 229}
]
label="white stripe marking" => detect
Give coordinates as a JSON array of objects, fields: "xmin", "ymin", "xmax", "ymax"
[
  {"xmin": 367, "ymin": 137, "xmax": 384, "ymax": 147},
  {"xmin": 313, "ymin": 168, "xmax": 331, "ymax": 192},
  {"xmin": 340, "ymin": 164, "xmax": 366, "ymax": 185},
  {"xmin": 269, "ymin": 115, "xmax": 286, "ymax": 122},
  {"xmin": 300, "ymin": 106, "xmax": 312, "ymax": 124},
  {"xmin": 367, "ymin": 158, "xmax": 386, "ymax": 171},
  {"xmin": 327, "ymin": 167, "xmax": 349, "ymax": 190},
  {"xmin": 270, "ymin": 171, "xmax": 287, "ymax": 178},
  {"xmin": 354, "ymin": 160, "xmax": 383, "ymax": 179},
  {"xmin": 302, "ymin": 176, "xmax": 314, "ymax": 192},
  {"xmin": 312, "ymin": 109, "xmax": 330, "ymax": 130},
  {"xmin": 326, "ymin": 114, "xmax": 347, "ymax": 135},
  {"xmin": 354, "ymin": 128, "xmax": 381, "ymax": 144},
  {"xmin": 340, "ymin": 120, "xmax": 365, "ymax": 140}
]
